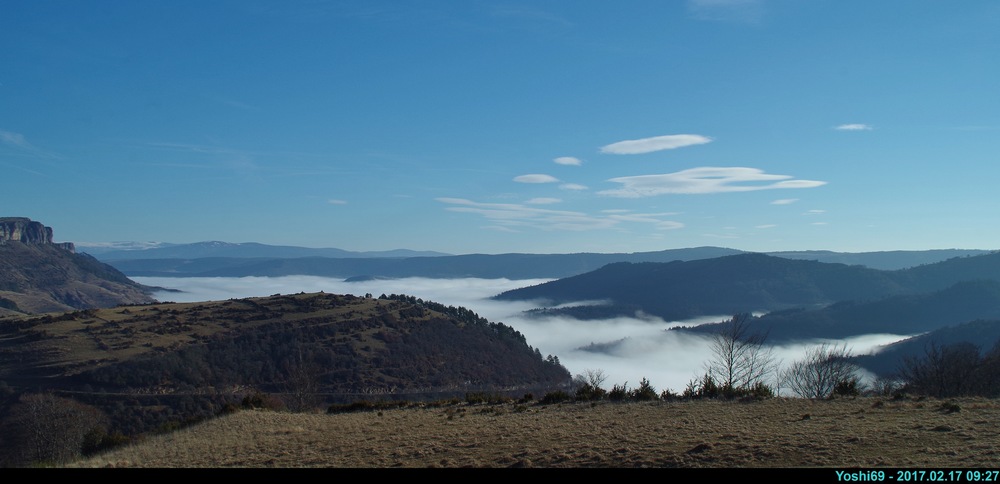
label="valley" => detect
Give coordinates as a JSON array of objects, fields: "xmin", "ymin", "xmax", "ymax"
[{"xmin": 3, "ymin": 219, "xmax": 999, "ymax": 468}]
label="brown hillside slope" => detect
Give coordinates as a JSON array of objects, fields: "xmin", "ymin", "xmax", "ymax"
[
  {"xmin": 74, "ymin": 397, "xmax": 1000, "ymax": 468},
  {"xmin": 0, "ymin": 237, "xmax": 154, "ymax": 314},
  {"xmin": 0, "ymin": 292, "xmax": 568, "ymax": 399}
]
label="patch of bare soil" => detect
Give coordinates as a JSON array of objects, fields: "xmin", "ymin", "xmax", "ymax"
[{"xmin": 72, "ymin": 397, "xmax": 1000, "ymax": 468}]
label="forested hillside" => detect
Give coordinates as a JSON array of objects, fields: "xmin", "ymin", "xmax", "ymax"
[
  {"xmin": 496, "ymin": 253, "xmax": 907, "ymax": 320},
  {"xmin": 0, "ymin": 292, "xmax": 570, "ymax": 445}
]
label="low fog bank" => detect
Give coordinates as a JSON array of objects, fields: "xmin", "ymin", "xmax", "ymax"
[{"xmin": 135, "ymin": 276, "xmax": 910, "ymax": 395}]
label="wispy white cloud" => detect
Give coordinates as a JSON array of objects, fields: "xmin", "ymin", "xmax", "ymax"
[
  {"xmin": 600, "ymin": 209, "xmax": 632, "ymax": 214},
  {"xmin": 598, "ymin": 167, "xmax": 827, "ymax": 198},
  {"xmin": 656, "ymin": 221, "xmax": 685, "ymax": 230},
  {"xmin": 328, "ymin": 199, "xmax": 348, "ymax": 205},
  {"xmin": 483, "ymin": 225, "xmax": 520, "ymax": 233},
  {"xmin": 437, "ymin": 198, "xmax": 617, "ymax": 231},
  {"xmin": 771, "ymin": 198, "xmax": 799, "ymax": 205},
  {"xmin": 605, "ymin": 212, "xmax": 686, "ymax": 230},
  {"xmin": 437, "ymin": 198, "xmax": 684, "ymax": 232},
  {"xmin": 600, "ymin": 134, "xmax": 712, "ymax": 155},
  {"xmin": 0, "ymin": 129, "xmax": 61, "ymax": 159},
  {"xmin": 148, "ymin": 142, "xmax": 326, "ymax": 161},
  {"xmin": 0, "ymin": 130, "xmax": 29, "ymax": 148},
  {"xmin": 835, "ymin": 124, "xmax": 873, "ymax": 131},
  {"xmin": 554, "ymin": 156, "xmax": 582, "ymax": 166},
  {"xmin": 811, "ymin": 222, "xmax": 829, "ymax": 226},
  {"xmin": 559, "ymin": 183, "xmax": 589, "ymax": 191},
  {"xmin": 756, "ymin": 224, "xmax": 777, "ymax": 229},
  {"xmin": 149, "ymin": 142, "xmax": 244, "ymax": 155},
  {"xmin": 805, "ymin": 209, "xmax": 826, "ymax": 215},
  {"xmin": 513, "ymin": 174, "xmax": 560, "ymax": 184},
  {"xmin": 525, "ymin": 197, "xmax": 562, "ymax": 205},
  {"xmin": 605, "ymin": 212, "xmax": 680, "ymax": 224}
]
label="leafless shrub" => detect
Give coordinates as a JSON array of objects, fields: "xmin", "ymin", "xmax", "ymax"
[
  {"xmin": 573, "ymin": 368, "xmax": 609, "ymax": 401},
  {"xmin": 898, "ymin": 342, "xmax": 982, "ymax": 398},
  {"xmin": 573, "ymin": 368, "xmax": 608, "ymax": 389},
  {"xmin": 782, "ymin": 343, "xmax": 862, "ymax": 399}
]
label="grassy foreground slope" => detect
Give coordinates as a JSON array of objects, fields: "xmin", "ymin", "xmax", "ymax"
[{"xmin": 73, "ymin": 397, "xmax": 1000, "ymax": 468}]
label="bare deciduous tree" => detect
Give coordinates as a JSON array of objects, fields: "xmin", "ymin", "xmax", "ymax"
[
  {"xmin": 282, "ymin": 355, "xmax": 324, "ymax": 412},
  {"xmin": 1, "ymin": 393, "xmax": 108, "ymax": 466},
  {"xmin": 573, "ymin": 368, "xmax": 608, "ymax": 389},
  {"xmin": 782, "ymin": 343, "xmax": 862, "ymax": 399},
  {"xmin": 898, "ymin": 341, "xmax": 982, "ymax": 398},
  {"xmin": 706, "ymin": 313, "xmax": 777, "ymax": 393},
  {"xmin": 573, "ymin": 368, "xmax": 609, "ymax": 401}
]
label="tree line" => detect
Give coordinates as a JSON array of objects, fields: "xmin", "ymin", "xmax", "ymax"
[
  {"xmin": 571, "ymin": 313, "xmax": 1000, "ymax": 402},
  {"xmin": 2, "ymin": 310, "xmax": 996, "ymax": 467}
]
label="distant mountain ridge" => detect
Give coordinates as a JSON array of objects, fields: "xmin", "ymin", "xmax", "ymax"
[
  {"xmin": 94, "ymin": 241, "xmax": 989, "ymax": 280},
  {"xmin": 496, "ymin": 253, "xmax": 908, "ymax": 320},
  {"xmin": 498, "ymin": 251, "xmax": 1000, "ymax": 376},
  {"xmin": 676, "ymin": 279, "xmax": 1000, "ymax": 343},
  {"xmin": 766, "ymin": 249, "xmax": 990, "ymax": 270},
  {"xmin": 104, "ymin": 247, "xmax": 746, "ymax": 279},
  {"xmin": 496, "ymin": 251, "xmax": 1000, "ymax": 322},
  {"xmin": 856, "ymin": 318, "xmax": 1000, "ymax": 376},
  {"xmin": 84, "ymin": 241, "xmax": 452, "ymax": 260}
]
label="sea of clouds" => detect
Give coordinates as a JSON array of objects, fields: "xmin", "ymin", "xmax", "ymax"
[{"xmin": 135, "ymin": 276, "xmax": 911, "ymax": 394}]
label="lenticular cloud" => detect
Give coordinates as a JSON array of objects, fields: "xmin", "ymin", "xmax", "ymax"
[
  {"xmin": 598, "ymin": 167, "xmax": 827, "ymax": 197},
  {"xmin": 513, "ymin": 174, "xmax": 560, "ymax": 184},
  {"xmin": 600, "ymin": 134, "xmax": 712, "ymax": 155}
]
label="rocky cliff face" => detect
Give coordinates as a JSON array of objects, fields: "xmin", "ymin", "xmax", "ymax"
[
  {"xmin": 0, "ymin": 217, "xmax": 152, "ymax": 314},
  {"xmin": 0, "ymin": 217, "xmax": 75, "ymax": 252}
]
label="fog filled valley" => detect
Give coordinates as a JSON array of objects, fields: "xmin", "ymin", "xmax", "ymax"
[
  {"xmin": 5, "ymin": 223, "xmax": 1000, "ymax": 468},
  {"xmin": 136, "ymin": 275, "xmax": 911, "ymax": 395},
  {"xmin": 6, "ymin": 216, "xmax": 1000, "ymax": 468}
]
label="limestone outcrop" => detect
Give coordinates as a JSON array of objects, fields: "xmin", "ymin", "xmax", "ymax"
[{"xmin": 0, "ymin": 217, "xmax": 75, "ymax": 252}]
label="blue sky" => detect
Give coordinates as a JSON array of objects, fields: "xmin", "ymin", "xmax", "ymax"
[{"xmin": 3, "ymin": 0, "xmax": 999, "ymax": 254}]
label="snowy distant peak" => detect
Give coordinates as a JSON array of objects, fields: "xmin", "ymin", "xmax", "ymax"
[
  {"xmin": 203, "ymin": 241, "xmax": 238, "ymax": 247},
  {"xmin": 74, "ymin": 241, "xmax": 176, "ymax": 253}
]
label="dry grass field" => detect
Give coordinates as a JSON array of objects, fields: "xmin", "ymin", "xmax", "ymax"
[{"xmin": 71, "ymin": 396, "xmax": 1000, "ymax": 468}]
